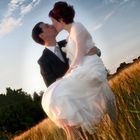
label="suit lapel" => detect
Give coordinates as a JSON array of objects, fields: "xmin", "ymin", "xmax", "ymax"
[
  {"xmin": 45, "ymin": 48, "xmax": 67, "ymax": 65},
  {"xmin": 58, "ymin": 40, "xmax": 69, "ymax": 65},
  {"xmin": 60, "ymin": 48, "xmax": 69, "ymax": 64}
]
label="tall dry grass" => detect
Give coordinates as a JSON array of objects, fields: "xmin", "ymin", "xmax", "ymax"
[
  {"xmin": 12, "ymin": 119, "xmax": 66, "ymax": 140},
  {"xmin": 12, "ymin": 59, "xmax": 140, "ymax": 140}
]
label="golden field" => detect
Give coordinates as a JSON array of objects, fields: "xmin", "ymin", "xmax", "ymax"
[{"xmin": 12, "ymin": 59, "xmax": 140, "ymax": 140}]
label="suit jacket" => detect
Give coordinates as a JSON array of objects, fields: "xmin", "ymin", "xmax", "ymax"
[{"xmin": 38, "ymin": 40, "xmax": 69, "ymax": 87}]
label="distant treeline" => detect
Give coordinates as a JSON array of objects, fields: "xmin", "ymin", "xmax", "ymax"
[
  {"xmin": 116, "ymin": 56, "xmax": 140, "ymax": 73},
  {"xmin": 108, "ymin": 56, "xmax": 140, "ymax": 77},
  {"xmin": 0, "ymin": 88, "xmax": 46, "ymax": 137},
  {"xmin": 0, "ymin": 56, "xmax": 139, "ymax": 139}
]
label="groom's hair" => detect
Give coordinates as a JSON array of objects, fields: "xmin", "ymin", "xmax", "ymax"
[
  {"xmin": 32, "ymin": 22, "xmax": 45, "ymax": 45},
  {"xmin": 49, "ymin": 1, "xmax": 75, "ymax": 24}
]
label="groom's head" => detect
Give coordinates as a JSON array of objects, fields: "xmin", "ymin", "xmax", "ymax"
[{"xmin": 32, "ymin": 22, "xmax": 57, "ymax": 45}]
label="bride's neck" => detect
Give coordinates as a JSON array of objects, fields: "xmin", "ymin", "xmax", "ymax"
[{"xmin": 63, "ymin": 23, "xmax": 73, "ymax": 33}]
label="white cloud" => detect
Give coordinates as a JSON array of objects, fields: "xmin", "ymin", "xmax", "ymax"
[
  {"xmin": 104, "ymin": 0, "xmax": 131, "ymax": 4},
  {"xmin": 5, "ymin": 0, "xmax": 24, "ymax": 18},
  {"xmin": 104, "ymin": 0, "xmax": 118, "ymax": 4},
  {"xmin": 108, "ymin": 0, "xmax": 116, "ymax": 3},
  {"xmin": 20, "ymin": 4, "xmax": 34, "ymax": 15},
  {"xmin": 94, "ymin": 23, "xmax": 104, "ymax": 30},
  {"xmin": 94, "ymin": 0, "xmax": 131, "ymax": 31},
  {"xmin": 119, "ymin": 0, "xmax": 130, "ymax": 5},
  {"xmin": 0, "ymin": 17, "xmax": 22, "ymax": 36},
  {"xmin": 20, "ymin": 0, "xmax": 40, "ymax": 15},
  {"xmin": 104, "ymin": 11, "xmax": 114, "ymax": 21},
  {"xmin": 94, "ymin": 10, "xmax": 115, "ymax": 30},
  {"xmin": 0, "ymin": 0, "xmax": 40, "ymax": 37}
]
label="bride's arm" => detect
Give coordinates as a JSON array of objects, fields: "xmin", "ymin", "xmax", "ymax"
[{"xmin": 65, "ymin": 30, "xmax": 89, "ymax": 74}]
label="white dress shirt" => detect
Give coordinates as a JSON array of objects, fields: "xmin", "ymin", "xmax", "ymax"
[
  {"xmin": 47, "ymin": 45, "xmax": 65, "ymax": 62},
  {"xmin": 47, "ymin": 46, "xmax": 55, "ymax": 53}
]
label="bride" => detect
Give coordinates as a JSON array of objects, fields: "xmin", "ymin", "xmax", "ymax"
[{"xmin": 42, "ymin": 1, "xmax": 116, "ymax": 140}]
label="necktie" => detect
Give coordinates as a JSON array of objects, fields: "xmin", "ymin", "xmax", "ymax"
[{"xmin": 54, "ymin": 45, "xmax": 65, "ymax": 62}]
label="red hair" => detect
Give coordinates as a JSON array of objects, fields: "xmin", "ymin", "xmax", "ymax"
[{"xmin": 49, "ymin": 1, "xmax": 75, "ymax": 24}]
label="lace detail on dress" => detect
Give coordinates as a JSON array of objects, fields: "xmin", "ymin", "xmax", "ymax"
[{"xmin": 66, "ymin": 22, "xmax": 96, "ymax": 67}]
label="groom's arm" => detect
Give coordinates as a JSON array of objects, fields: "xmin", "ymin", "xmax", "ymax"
[
  {"xmin": 38, "ymin": 60, "xmax": 56, "ymax": 87},
  {"xmin": 87, "ymin": 46, "xmax": 101, "ymax": 57},
  {"xmin": 58, "ymin": 40, "xmax": 101, "ymax": 57}
]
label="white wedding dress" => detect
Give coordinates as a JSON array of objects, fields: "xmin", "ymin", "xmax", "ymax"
[{"xmin": 42, "ymin": 22, "xmax": 115, "ymax": 134}]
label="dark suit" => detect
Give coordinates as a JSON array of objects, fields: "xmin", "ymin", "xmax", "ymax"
[{"xmin": 38, "ymin": 40, "xmax": 69, "ymax": 87}]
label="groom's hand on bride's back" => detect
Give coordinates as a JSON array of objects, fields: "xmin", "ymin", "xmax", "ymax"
[{"xmin": 86, "ymin": 46, "xmax": 101, "ymax": 57}]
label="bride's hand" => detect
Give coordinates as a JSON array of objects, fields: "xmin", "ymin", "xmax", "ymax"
[
  {"xmin": 65, "ymin": 65, "xmax": 77, "ymax": 76},
  {"xmin": 65, "ymin": 67, "xmax": 72, "ymax": 75},
  {"xmin": 63, "ymin": 69, "xmax": 71, "ymax": 78}
]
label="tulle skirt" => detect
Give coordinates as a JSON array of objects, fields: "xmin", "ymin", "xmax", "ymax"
[{"xmin": 42, "ymin": 55, "xmax": 115, "ymax": 134}]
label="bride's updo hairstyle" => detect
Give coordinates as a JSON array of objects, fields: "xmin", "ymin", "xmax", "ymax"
[{"xmin": 49, "ymin": 1, "xmax": 75, "ymax": 24}]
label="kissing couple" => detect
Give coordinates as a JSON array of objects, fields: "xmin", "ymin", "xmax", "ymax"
[{"xmin": 32, "ymin": 1, "xmax": 116, "ymax": 140}]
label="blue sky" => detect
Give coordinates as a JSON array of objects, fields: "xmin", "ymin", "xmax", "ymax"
[{"xmin": 0, "ymin": 0, "xmax": 140, "ymax": 94}]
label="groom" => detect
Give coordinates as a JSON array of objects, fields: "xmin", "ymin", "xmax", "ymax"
[{"xmin": 32, "ymin": 22, "xmax": 101, "ymax": 87}]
